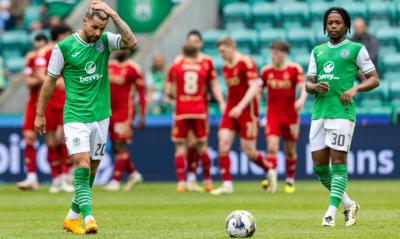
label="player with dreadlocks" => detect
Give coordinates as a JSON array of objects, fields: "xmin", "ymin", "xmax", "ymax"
[{"xmin": 306, "ymin": 7, "xmax": 380, "ymax": 227}]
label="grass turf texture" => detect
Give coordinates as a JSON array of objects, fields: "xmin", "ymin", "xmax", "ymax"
[{"xmin": 0, "ymin": 181, "xmax": 399, "ymax": 239}]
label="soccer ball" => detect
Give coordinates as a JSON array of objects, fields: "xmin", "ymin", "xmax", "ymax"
[{"xmin": 225, "ymin": 210, "xmax": 256, "ymax": 238}]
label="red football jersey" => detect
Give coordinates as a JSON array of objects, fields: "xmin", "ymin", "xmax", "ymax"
[
  {"xmin": 36, "ymin": 45, "xmax": 66, "ymax": 109},
  {"xmin": 167, "ymin": 57, "xmax": 213, "ymax": 120},
  {"xmin": 260, "ymin": 62, "xmax": 304, "ymax": 115},
  {"xmin": 222, "ymin": 54, "xmax": 259, "ymax": 115},
  {"xmin": 173, "ymin": 53, "xmax": 217, "ymax": 109},
  {"xmin": 109, "ymin": 60, "xmax": 146, "ymax": 122},
  {"xmin": 24, "ymin": 51, "xmax": 40, "ymax": 107}
]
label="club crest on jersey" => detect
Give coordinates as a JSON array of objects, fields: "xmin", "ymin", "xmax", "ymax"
[
  {"xmin": 85, "ymin": 61, "xmax": 97, "ymax": 74},
  {"xmin": 95, "ymin": 42, "xmax": 104, "ymax": 53},
  {"xmin": 323, "ymin": 61, "xmax": 335, "ymax": 73},
  {"xmin": 340, "ymin": 49, "xmax": 350, "ymax": 58},
  {"xmin": 73, "ymin": 138, "xmax": 80, "ymax": 146}
]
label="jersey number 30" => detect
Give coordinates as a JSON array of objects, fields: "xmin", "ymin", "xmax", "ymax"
[{"xmin": 184, "ymin": 71, "xmax": 199, "ymax": 95}]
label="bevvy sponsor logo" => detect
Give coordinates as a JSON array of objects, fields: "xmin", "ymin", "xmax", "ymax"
[{"xmin": 79, "ymin": 61, "xmax": 104, "ymax": 83}]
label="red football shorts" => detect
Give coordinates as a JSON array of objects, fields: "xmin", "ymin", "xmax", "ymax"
[
  {"xmin": 22, "ymin": 103, "xmax": 36, "ymax": 131},
  {"xmin": 265, "ymin": 113, "xmax": 299, "ymax": 141},
  {"xmin": 109, "ymin": 118, "xmax": 133, "ymax": 142},
  {"xmin": 45, "ymin": 106, "xmax": 63, "ymax": 131},
  {"xmin": 219, "ymin": 113, "xmax": 258, "ymax": 140},
  {"xmin": 171, "ymin": 118, "xmax": 208, "ymax": 142}
]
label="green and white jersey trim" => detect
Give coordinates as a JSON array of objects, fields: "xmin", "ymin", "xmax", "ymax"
[
  {"xmin": 47, "ymin": 32, "xmax": 121, "ymax": 78},
  {"xmin": 307, "ymin": 40, "xmax": 375, "ymax": 76}
]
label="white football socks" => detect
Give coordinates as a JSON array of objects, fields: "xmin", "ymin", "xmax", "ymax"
[{"xmin": 67, "ymin": 209, "xmax": 79, "ymax": 220}]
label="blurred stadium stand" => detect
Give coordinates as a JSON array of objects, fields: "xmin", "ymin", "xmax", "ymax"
[{"xmin": 0, "ymin": 0, "xmax": 399, "ymax": 124}]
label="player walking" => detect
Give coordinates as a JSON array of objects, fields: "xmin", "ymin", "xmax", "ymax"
[
  {"xmin": 260, "ymin": 42, "xmax": 307, "ymax": 193},
  {"xmin": 103, "ymin": 49, "xmax": 145, "ymax": 192},
  {"xmin": 306, "ymin": 7, "xmax": 379, "ymax": 227},
  {"xmin": 17, "ymin": 34, "xmax": 48, "ymax": 190},
  {"xmin": 165, "ymin": 42, "xmax": 225, "ymax": 193},
  {"xmin": 35, "ymin": 0, "xmax": 137, "ymax": 234},
  {"xmin": 211, "ymin": 37, "xmax": 270, "ymax": 195}
]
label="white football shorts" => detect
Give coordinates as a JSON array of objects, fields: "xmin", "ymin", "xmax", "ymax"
[
  {"xmin": 309, "ymin": 119, "xmax": 355, "ymax": 152},
  {"xmin": 64, "ymin": 118, "xmax": 109, "ymax": 160}
]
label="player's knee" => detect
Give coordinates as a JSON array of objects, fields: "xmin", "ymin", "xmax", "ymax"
[
  {"xmin": 112, "ymin": 141, "xmax": 127, "ymax": 153},
  {"xmin": 286, "ymin": 151, "xmax": 297, "ymax": 160},
  {"xmin": 267, "ymin": 147, "xmax": 278, "ymax": 157},
  {"xmin": 23, "ymin": 131, "xmax": 36, "ymax": 145},
  {"xmin": 219, "ymin": 140, "xmax": 231, "ymax": 154},
  {"xmin": 175, "ymin": 142, "xmax": 186, "ymax": 156}
]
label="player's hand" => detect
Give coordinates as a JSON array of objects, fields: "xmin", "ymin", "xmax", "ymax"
[
  {"xmin": 123, "ymin": 121, "xmax": 133, "ymax": 138},
  {"xmin": 294, "ymin": 99, "xmax": 305, "ymax": 111},
  {"xmin": 91, "ymin": 1, "xmax": 116, "ymax": 16},
  {"xmin": 138, "ymin": 116, "xmax": 145, "ymax": 129},
  {"xmin": 341, "ymin": 86, "xmax": 358, "ymax": 105},
  {"xmin": 229, "ymin": 106, "xmax": 242, "ymax": 119},
  {"xmin": 314, "ymin": 82, "xmax": 329, "ymax": 93},
  {"xmin": 219, "ymin": 102, "xmax": 226, "ymax": 114},
  {"xmin": 34, "ymin": 115, "xmax": 46, "ymax": 135}
]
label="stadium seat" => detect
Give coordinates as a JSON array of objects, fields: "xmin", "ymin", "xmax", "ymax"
[
  {"xmin": 202, "ymin": 30, "xmax": 228, "ymax": 56},
  {"xmin": 367, "ymin": 1, "xmax": 395, "ymax": 27},
  {"xmin": 359, "ymin": 81, "xmax": 388, "ymax": 107},
  {"xmin": 314, "ymin": 28, "xmax": 328, "ymax": 45},
  {"xmin": 376, "ymin": 27, "xmax": 400, "ymax": 55},
  {"xmin": 212, "ymin": 56, "xmax": 224, "ymax": 75},
  {"xmin": 230, "ymin": 29, "xmax": 258, "ymax": 54},
  {"xmin": 23, "ymin": 5, "xmax": 41, "ymax": 29},
  {"xmin": 220, "ymin": 0, "xmax": 240, "ymax": 7},
  {"xmin": 5, "ymin": 56, "xmax": 25, "ymax": 73},
  {"xmin": 292, "ymin": 53, "xmax": 310, "ymax": 73},
  {"xmin": 259, "ymin": 29, "xmax": 286, "ymax": 55},
  {"xmin": 222, "ymin": 2, "xmax": 251, "ymax": 30},
  {"xmin": 251, "ymin": 2, "xmax": 280, "ymax": 30},
  {"xmin": 382, "ymin": 53, "xmax": 400, "ymax": 74},
  {"xmin": 384, "ymin": 72, "xmax": 400, "ymax": 84},
  {"xmin": 280, "ymin": 2, "xmax": 309, "ymax": 28},
  {"xmin": 252, "ymin": 54, "xmax": 266, "ymax": 71},
  {"xmin": 309, "ymin": 1, "xmax": 331, "ymax": 23},
  {"xmin": 0, "ymin": 30, "xmax": 30, "ymax": 54},
  {"xmin": 389, "ymin": 81, "xmax": 400, "ymax": 102},
  {"xmin": 286, "ymin": 28, "xmax": 314, "ymax": 53},
  {"xmin": 338, "ymin": 1, "xmax": 367, "ymax": 19}
]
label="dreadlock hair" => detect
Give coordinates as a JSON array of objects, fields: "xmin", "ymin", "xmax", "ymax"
[{"xmin": 323, "ymin": 7, "xmax": 351, "ymax": 34}]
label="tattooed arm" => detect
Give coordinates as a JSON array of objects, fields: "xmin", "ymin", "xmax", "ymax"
[{"xmin": 91, "ymin": 1, "xmax": 137, "ymax": 49}]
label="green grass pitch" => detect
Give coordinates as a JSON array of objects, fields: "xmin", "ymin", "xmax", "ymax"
[{"xmin": 0, "ymin": 180, "xmax": 399, "ymax": 239}]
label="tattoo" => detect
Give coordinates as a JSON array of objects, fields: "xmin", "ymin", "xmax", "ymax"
[{"xmin": 111, "ymin": 15, "xmax": 136, "ymax": 49}]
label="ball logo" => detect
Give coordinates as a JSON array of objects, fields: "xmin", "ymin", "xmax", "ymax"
[
  {"xmin": 85, "ymin": 61, "xmax": 96, "ymax": 75},
  {"xmin": 323, "ymin": 61, "xmax": 335, "ymax": 73}
]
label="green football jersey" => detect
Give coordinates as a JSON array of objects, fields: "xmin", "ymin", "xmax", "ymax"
[
  {"xmin": 307, "ymin": 39, "xmax": 375, "ymax": 121},
  {"xmin": 48, "ymin": 32, "xmax": 121, "ymax": 123}
]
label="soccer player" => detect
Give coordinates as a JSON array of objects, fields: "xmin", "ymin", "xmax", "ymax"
[
  {"xmin": 16, "ymin": 34, "xmax": 48, "ymax": 190},
  {"xmin": 211, "ymin": 37, "xmax": 270, "ymax": 195},
  {"xmin": 35, "ymin": 23, "xmax": 74, "ymax": 193},
  {"xmin": 34, "ymin": 0, "xmax": 137, "ymax": 234},
  {"xmin": 164, "ymin": 42, "xmax": 224, "ymax": 193},
  {"xmin": 183, "ymin": 30, "xmax": 223, "ymax": 192},
  {"xmin": 260, "ymin": 42, "xmax": 307, "ymax": 194},
  {"xmin": 103, "ymin": 49, "xmax": 145, "ymax": 192},
  {"xmin": 306, "ymin": 7, "xmax": 379, "ymax": 227}
]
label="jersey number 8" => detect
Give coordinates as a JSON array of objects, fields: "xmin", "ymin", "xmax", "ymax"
[{"xmin": 183, "ymin": 71, "xmax": 199, "ymax": 95}]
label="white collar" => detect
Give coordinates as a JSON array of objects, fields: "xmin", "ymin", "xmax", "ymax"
[{"xmin": 327, "ymin": 39, "xmax": 349, "ymax": 48}]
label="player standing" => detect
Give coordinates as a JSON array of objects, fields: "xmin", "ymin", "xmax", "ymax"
[
  {"xmin": 306, "ymin": 7, "xmax": 379, "ymax": 227},
  {"xmin": 211, "ymin": 37, "xmax": 270, "ymax": 195},
  {"xmin": 35, "ymin": 23, "xmax": 74, "ymax": 193},
  {"xmin": 260, "ymin": 42, "xmax": 307, "ymax": 194},
  {"xmin": 35, "ymin": 0, "xmax": 137, "ymax": 234},
  {"xmin": 182, "ymin": 30, "xmax": 223, "ymax": 192},
  {"xmin": 103, "ymin": 49, "xmax": 145, "ymax": 192},
  {"xmin": 165, "ymin": 42, "xmax": 225, "ymax": 192},
  {"xmin": 17, "ymin": 34, "xmax": 48, "ymax": 190}
]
